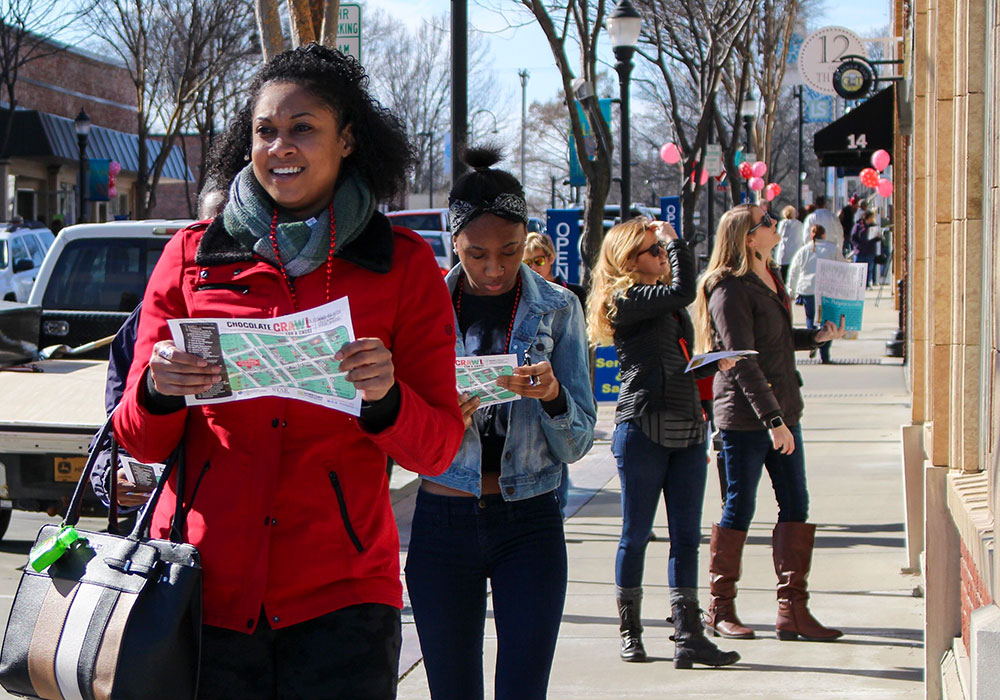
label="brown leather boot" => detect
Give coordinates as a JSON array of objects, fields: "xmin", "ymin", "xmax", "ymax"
[
  {"xmin": 702, "ymin": 524, "xmax": 755, "ymax": 639},
  {"xmin": 772, "ymin": 522, "xmax": 843, "ymax": 641}
]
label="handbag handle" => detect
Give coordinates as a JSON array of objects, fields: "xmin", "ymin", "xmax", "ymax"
[{"xmin": 64, "ymin": 408, "xmax": 185, "ymax": 543}]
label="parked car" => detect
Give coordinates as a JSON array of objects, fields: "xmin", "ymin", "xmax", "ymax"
[
  {"xmin": 0, "ymin": 222, "xmax": 55, "ymax": 302},
  {"xmin": 386, "ymin": 208, "xmax": 449, "ymax": 232},
  {"xmin": 415, "ymin": 230, "xmax": 454, "ymax": 273}
]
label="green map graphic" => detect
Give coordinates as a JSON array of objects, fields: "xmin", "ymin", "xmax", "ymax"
[
  {"xmin": 456, "ymin": 364, "xmax": 517, "ymax": 403},
  {"xmin": 221, "ymin": 326, "xmax": 356, "ymax": 399}
]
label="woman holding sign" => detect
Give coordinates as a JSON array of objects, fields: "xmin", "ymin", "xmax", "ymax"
[
  {"xmin": 587, "ymin": 218, "xmax": 740, "ymax": 669},
  {"xmin": 694, "ymin": 204, "xmax": 846, "ymax": 643},
  {"xmin": 786, "ymin": 223, "xmax": 844, "ymax": 364},
  {"xmin": 112, "ymin": 45, "xmax": 464, "ymax": 697},
  {"xmin": 404, "ymin": 146, "xmax": 595, "ymax": 700}
]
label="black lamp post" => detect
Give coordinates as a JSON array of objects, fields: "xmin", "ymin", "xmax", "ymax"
[
  {"xmin": 607, "ymin": 0, "xmax": 642, "ymax": 215},
  {"xmin": 739, "ymin": 90, "xmax": 757, "ymax": 200},
  {"xmin": 74, "ymin": 108, "xmax": 91, "ymax": 223},
  {"xmin": 417, "ymin": 130, "xmax": 434, "ymax": 208}
]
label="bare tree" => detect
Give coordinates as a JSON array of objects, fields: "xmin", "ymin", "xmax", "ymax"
[
  {"xmin": 0, "ymin": 0, "xmax": 94, "ymax": 160},
  {"xmin": 363, "ymin": 9, "xmax": 503, "ymax": 205},
  {"xmin": 254, "ymin": 0, "xmax": 341, "ymax": 59},
  {"xmin": 87, "ymin": 0, "xmax": 258, "ymax": 217},
  {"xmin": 514, "ymin": 0, "xmax": 614, "ymax": 280},
  {"xmin": 634, "ymin": 0, "xmax": 755, "ymax": 233}
]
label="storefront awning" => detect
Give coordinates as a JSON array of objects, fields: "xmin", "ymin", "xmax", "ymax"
[
  {"xmin": 813, "ymin": 85, "xmax": 895, "ymax": 170},
  {"xmin": 2, "ymin": 109, "xmax": 193, "ymax": 182}
]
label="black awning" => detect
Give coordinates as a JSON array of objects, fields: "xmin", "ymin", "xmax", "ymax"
[
  {"xmin": 813, "ymin": 85, "xmax": 894, "ymax": 169},
  {"xmin": 1, "ymin": 109, "xmax": 192, "ymax": 182}
]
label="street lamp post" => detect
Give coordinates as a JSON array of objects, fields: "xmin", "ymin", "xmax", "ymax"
[
  {"xmin": 607, "ymin": 0, "xmax": 642, "ymax": 216},
  {"xmin": 469, "ymin": 109, "xmax": 498, "ymax": 145},
  {"xmin": 739, "ymin": 90, "xmax": 757, "ymax": 200},
  {"xmin": 74, "ymin": 108, "xmax": 91, "ymax": 223},
  {"xmin": 794, "ymin": 85, "xmax": 804, "ymax": 213},
  {"xmin": 417, "ymin": 130, "xmax": 434, "ymax": 208},
  {"xmin": 518, "ymin": 70, "xmax": 529, "ymax": 187}
]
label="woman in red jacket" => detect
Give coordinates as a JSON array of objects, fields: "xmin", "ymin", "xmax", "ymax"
[{"xmin": 112, "ymin": 45, "xmax": 464, "ymax": 699}]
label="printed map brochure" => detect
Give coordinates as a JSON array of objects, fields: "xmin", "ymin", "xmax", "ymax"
[
  {"xmin": 167, "ymin": 296, "xmax": 362, "ymax": 415},
  {"xmin": 456, "ymin": 354, "xmax": 520, "ymax": 407}
]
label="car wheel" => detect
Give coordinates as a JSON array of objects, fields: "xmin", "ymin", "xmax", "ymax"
[
  {"xmin": 0, "ymin": 507, "xmax": 12, "ymax": 540},
  {"xmin": 2, "ymin": 293, "xmax": 14, "ymax": 302}
]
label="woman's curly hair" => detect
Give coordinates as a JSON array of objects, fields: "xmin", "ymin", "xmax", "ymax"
[{"xmin": 205, "ymin": 43, "xmax": 414, "ymax": 202}]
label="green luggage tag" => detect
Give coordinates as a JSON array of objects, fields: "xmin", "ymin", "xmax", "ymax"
[{"xmin": 28, "ymin": 525, "xmax": 86, "ymax": 573}]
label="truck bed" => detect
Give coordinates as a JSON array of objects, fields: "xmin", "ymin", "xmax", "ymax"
[{"xmin": 0, "ymin": 359, "xmax": 107, "ymax": 453}]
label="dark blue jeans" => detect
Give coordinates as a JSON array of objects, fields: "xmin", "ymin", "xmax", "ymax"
[
  {"xmin": 853, "ymin": 252, "xmax": 876, "ymax": 287},
  {"xmin": 611, "ymin": 420, "xmax": 709, "ymax": 589},
  {"xmin": 405, "ymin": 489, "xmax": 567, "ymax": 700},
  {"xmin": 800, "ymin": 294, "xmax": 831, "ymax": 363},
  {"xmin": 719, "ymin": 425, "xmax": 809, "ymax": 531}
]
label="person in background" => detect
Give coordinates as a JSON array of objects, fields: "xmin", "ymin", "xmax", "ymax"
[
  {"xmin": 850, "ymin": 209, "xmax": 880, "ymax": 288},
  {"xmin": 838, "ymin": 195, "xmax": 860, "ymax": 245},
  {"xmin": 405, "ymin": 146, "xmax": 596, "ymax": 700},
  {"xmin": 112, "ymin": 44, "xmax": 465, "ymax": 699},
  {"xmin": 522, "ymin": 230, "xmax": 586, "ymax": 517},
  {"xmin": 774, "ymin": 205, "xmax": 803, "ymax": 283},
  {"xmin": 786, "ymin": 224, "xmax": 844, "ymax": 364},
  {"xmin": 694, "ymin": 204, "xmax": 847, "ymax": 644},
  {"xmin": 587, "ymin": 217, "xmax": 740, "ymax": 669},
  {"xmin": 801, "ymin": 195, "xmax": 841, "ymax": 253}
]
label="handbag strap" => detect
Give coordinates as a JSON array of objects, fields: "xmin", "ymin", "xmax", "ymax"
[
  {"xmin": 65, "ymin": 408, "xmax": 186, "ymax": 544},
  {"xmin": 107, "ymin": 437, "xmax": 120, "ymax": 534}
]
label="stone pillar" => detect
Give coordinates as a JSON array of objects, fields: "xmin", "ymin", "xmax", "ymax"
[
  {"xmin": 926, "ymin": 464, "xmax": 962, "ymax": 700},
  {"xmin": 971, "ymin": 605, "xmax": 1000, "ymax": 698}
]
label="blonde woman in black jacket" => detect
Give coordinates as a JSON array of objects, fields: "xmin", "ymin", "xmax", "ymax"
[{"xmin": 587, "ymin": 218, "xmax": 740, "ymax": 669}]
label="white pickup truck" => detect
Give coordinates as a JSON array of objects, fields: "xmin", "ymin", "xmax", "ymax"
[{"xmin": 0, "ymin": 220, "xmax": 193, "ymax": 536}]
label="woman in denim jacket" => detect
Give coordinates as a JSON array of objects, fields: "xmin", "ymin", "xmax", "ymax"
[{"xmin": 405, "ymin": 147, "xmax": 596, "ymax": 700}]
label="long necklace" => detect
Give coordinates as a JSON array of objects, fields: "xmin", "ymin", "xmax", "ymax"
[
  {"xmin": 268, "ymin": 202, "xmax": 337, "ymax": 309},
  {"xmin": 454, "ymin": 273, "xmax": 521, "ymax": 352}
]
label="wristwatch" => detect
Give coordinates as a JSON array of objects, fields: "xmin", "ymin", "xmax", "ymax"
[{"xmin": 766, "ymin": 415, "xmax": 784, "ymax": 429}]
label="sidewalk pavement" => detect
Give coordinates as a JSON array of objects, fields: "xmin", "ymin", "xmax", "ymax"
[{"xmin": 394, "ymin": 283, "xmax": 924, "ymax": 699}]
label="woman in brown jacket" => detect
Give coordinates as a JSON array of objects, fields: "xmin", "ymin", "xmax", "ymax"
[{"xmin": 693, "ymin": 204, "xmax": 846, "ymax": 642}]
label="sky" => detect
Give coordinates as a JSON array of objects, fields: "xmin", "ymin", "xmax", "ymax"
[{"xmin": 375, "ymin": 0, "xmax": 894, "ymax": 120}]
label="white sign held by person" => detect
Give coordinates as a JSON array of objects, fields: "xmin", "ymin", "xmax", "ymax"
[{"xmin": 814, "ymin": 259, "xmax": 867, "ymax": 339}]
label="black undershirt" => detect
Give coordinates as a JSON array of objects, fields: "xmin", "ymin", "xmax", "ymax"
[{"xmin": 455, "ymin": 284, "xmax": 518, "ymax": 474}]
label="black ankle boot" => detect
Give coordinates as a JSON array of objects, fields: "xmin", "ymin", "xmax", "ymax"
[
  {"xmin": 616, "ymin": 588, "xmax": 647, "ymax": 662},
  {"xmin": 670, "ymin": 599, "xmax": 740, "ymax": 669}
]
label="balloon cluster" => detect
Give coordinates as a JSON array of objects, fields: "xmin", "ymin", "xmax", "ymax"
[
  {"xmin": 862, "ymin": 149, "xmax": 893, "ymax": 197},
  {"xmin": 108, "ymin": 161, "xmax": 121, "ymax": 198}
]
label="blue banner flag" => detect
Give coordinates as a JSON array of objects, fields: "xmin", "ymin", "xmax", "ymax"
[
  {"xmin": 568, "ymin": 99, "xmax": 612, "ymax": 187},
  {"xmin": 659, "ymin": 196, "xmax": 681, "ymax": 238},
  {"xmin": 88, "ymin": 159, "xmax": 110, "ymax": 202},
  {"xmin": 593, "ymin": 345, "xmax": 621, "ymax": 402}
]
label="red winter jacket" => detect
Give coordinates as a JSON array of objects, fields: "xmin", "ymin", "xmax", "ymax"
[{"xmin": 113, "ymin": 214, "xmax": 464, "ymax": 633}]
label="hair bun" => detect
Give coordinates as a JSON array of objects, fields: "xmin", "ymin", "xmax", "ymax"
[{"xmin": 463, "ymin": 145, "xmax": 504, "ymax": 171}]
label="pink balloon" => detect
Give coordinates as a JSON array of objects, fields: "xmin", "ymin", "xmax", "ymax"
[
  {"xmin": 659, "ymin": 142, "xmax": 681, "ymax": 165},
  {"xmin": 751, "ymin": 161, "xmax": 768, "ymax": 178},
  {"xmin": 876, "ymin": 178, "xmax": 894, "ymax": 197},
  {"xmin": 749, "ymin": 177, "xmax": 765, "ymax": 192},
  {"xmin": 871, "ymin": 149, "xmax": 891, "ymax": 172},
  {"xmin": 699, "ymin": 168, "xmax": 710, "ymax": 185},
  {"xmin": 108, "ymin": 185, "xmax": 117, "ymax": 197}
]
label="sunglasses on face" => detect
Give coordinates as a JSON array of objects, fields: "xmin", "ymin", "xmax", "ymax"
[
  {"xmin": 637, "ymin": 241, "xmax": 666, "ymax": 258},
  {"xmin": 524, "ymin": 255, "xmax": 550, "ymax": 267},
  {"xmin": 747, "ymin": 210, "xmax": 776, "ymax": 235}
]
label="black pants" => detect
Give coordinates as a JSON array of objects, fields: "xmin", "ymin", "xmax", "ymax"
[{"xmin": 199, "ymin": 603, "xmax": 401, "ymax": 700}]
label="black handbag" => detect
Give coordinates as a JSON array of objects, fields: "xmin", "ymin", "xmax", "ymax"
[{"xmin": 0, "ymin": 412, "xmax": 201, "ymax": 700}]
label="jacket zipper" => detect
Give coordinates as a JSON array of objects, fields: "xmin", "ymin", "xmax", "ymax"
[
  {"xmin": 328, "ymin": 471, "xmax": 364, "ymax": 553},
  {"xmin": 196, "ymin": 282, "xmax": 251, "ymax": 294}
]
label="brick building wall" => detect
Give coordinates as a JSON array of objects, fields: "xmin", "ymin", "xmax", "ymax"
[
  {"xmin": 960, "ymin": 539, "xmax": 994, "ymax": 654},
  {"xmin": 147, "ymin": 134, "xmax": 203, "ymax": 219},
  {"xmin": 16, "ymin": 42, "xmax": 135, "ymax": 131}
]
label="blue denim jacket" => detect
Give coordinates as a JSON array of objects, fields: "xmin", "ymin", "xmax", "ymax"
[{"xmin": 424, "ymin": 264, "xmax": 597, "ymax": 499}]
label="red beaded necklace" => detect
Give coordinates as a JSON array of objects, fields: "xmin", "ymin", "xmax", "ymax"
[
  {"xmin": 454, "ymin": 272, "xmax": 522, "ymax": 352},
  {"xmin": 268, "ymin": 202, "xmax": 336, "ymax": 309}
]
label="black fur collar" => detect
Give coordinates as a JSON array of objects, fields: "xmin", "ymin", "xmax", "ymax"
[{"xmin": 194, "ymin": 211, "xmax": 394, "ymax": 274}]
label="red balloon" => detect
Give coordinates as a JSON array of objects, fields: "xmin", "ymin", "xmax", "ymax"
[
  {"xmin": 738, "ymin": 161, "xmax": 753, "ymax": 179},
  {"xmin": 860, "ymin": 167, "xmax": 880, "ymax": 188}
]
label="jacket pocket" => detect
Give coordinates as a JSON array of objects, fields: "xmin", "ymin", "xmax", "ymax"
[
  {"xmin": 328, "ymin": 471, "xmax": 364, "ymax": 553},
  {"xmin": 196, "ymin": 283, "xmax": 251, "ymax": 294}
]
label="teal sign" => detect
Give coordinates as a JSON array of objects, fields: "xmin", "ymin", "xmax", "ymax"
[{"xmin": 569, "ymin": 99, "xmax": 612, "ymax": 187}]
